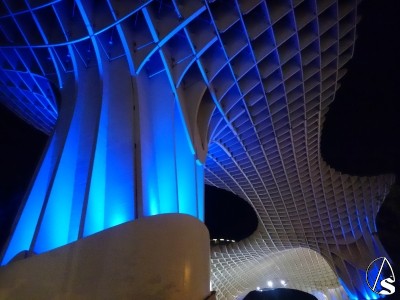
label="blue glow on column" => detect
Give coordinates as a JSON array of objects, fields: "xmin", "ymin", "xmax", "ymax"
[
  {"xmin": 152, "ymin": 96, "xmax": 178, "ymax": 214},
  {"xmin": 83, "ymin": 60, "xmax": 135, "ymax": 233},
  {"xmin": 103, "ymin": 59, "xmax": 136, "ymax": 228},
  {"xmin": 104, "ymin": 139, "xmax": 135, "ymax": 228},
  {"xmin": 140, "ymin": 73, "xmax": 179, "ymax": 215},
  {"xmin": 1, "ymin": 141, "xmax": 55, "ymax": 265},
  {"xmin": 141, "ymin": 155, "xmax": 160, "ymax": 217},
  {"xmin": 139, "ymin": 86, "xmax": 160, "ymax": 217},
  {"xmin": 3, "ymin": 62, "xmax": 206, "ymax": 265},
  {"xmin": 83, "ymin": 95, "xmax": 108, "ymax": 236},
  {"xmin": 148, "ymin": 185, "xmax": 159, "ymax": 215},
  {"xmin": 138, "ymin": 72, "xmax": 204, "ymax": 220},
  {"xmin": 339, "ymin": 278, "xmax": 358, "ymax": 300},
  {"xmin": 175, "ymin": 104, "xmax": 197, "ymax": 217},
  {"xmin": 196, "ymin": 161, "xmax": 205, "ymax": 221},
  {"xmin": 34, "ymin": 143, "xmax": 78, "ymax": 252},
  {"xmin": 34, "ymin": 95, "xmax": 91, "ymax": 252}
]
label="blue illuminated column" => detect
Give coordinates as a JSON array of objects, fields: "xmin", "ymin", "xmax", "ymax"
[
  {"xmin": 135, "ymin": 71, "xmax": 204, "ymax": 220},
  {"xmin": 1, "ymin": 46, "xmax": 205, "ymax": 266}
]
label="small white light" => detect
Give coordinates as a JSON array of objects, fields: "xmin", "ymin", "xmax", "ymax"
[
  {"xmin": 256, "ymin": 287, "xmax": 261, "ymax": 291},
  {"xmin": 232, "ymin": 240, "xmax": 235, "ymax": 242},
  {"xmin": 267, "ymin": 281, "xmax": 273, "ymax": 287},
  {"xmin": 220, "ymin": 239, "xmax": 224, "ymax": 241},
  {"xmin": 280, "ymin": 280, "xmax": 286, "ymax": 285}
]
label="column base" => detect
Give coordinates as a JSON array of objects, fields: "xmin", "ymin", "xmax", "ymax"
[{"xmin": 0, "ymin": 214, "xmax": 210, "ymax": 300}]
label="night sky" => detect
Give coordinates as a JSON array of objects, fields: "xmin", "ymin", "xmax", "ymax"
[
  {"xmin": 244, "ymin": 288, "xmax": 317, "ymax": 300},
  {"xmin": 0, "ymin": 0, "xmax": 400, "ymax": 299},
  {"xmin": 321, "ymin": 1, "xmax": 400, "ymax": 292},
  {"xmin": 321, "ymin": 0, "xmax": 400, "ymax": 177},
  {"xmin": 0, "ymin": 105, "xmax": 47, "ymax": 252}
]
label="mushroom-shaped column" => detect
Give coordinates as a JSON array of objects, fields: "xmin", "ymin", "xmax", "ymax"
[{"xmin": 0, "ymin": 2, "xmax": 210, "ymax": 298}]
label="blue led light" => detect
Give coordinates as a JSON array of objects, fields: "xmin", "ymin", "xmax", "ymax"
[
  {"xmin": 175, "ymin": 104, "xmax": 197, "ymax": 217},
  {"xmin": 34, "ymin": 67, "xmax": 102, "ymax": 251},
  {"xmin": 196, "ymin": 161, "xmax": 205, "ymax": 222},
  {"xmin": 152, "ymin": 91, "xmax": 178, "ymax": 214},
  {"xmin": 148, "ymin": 185, "xmax": 159, "ymax": 216},
  {"xmin": 84, "ymin": 138, "xmax": 106, "ymax": 237},
  {"xmin": 339, "ymin": 278, "xmax": 358, "ymax": 300}
]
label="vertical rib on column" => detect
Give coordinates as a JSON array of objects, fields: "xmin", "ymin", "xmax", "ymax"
[
  {"xmin": 136, "ymin": 69, "xmax": 179, "ymax": 215},
  {"xmin": 175, "ymin": 102, "xmax": 197, "ymax": 217},
  {"xmin": 83, "ymin": 54, "xmax": 136, "ymax": 236},
  {"xmin": 136, "ymin": 65, "xmax": 204, "ymax": 219},
  {"xmin": 1, "ymin": 46, "xmax": 84, "ymax": 264},
  {"xmin": 33, "ymin": 50, "xmax": 103, "ymax": 253},
  {"xmin": 196, "ymin": 162, "xmax": 205, "ymax": 221}
]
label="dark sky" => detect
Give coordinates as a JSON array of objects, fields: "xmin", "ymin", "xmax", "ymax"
[
  {"xmin": 0, "ymin": 0, "xmax": 399, "ymax": 298},
  {"xmin": 205, "ymin": 185, "xmax": 258, "ymax": 241},
  {"xmin": 0, "ymin": 105, "xmax": 47, "ymax": 250},
  {"xmin": 320, "ymin": 2, "xmax": 400, "ymax": 294},
  {"xmin": 321, "ymin": 0, "xmax": 400, "ymax": 176},
  {"xmin": 244, "ymin": 288, "xmax": 317, "ymax": 300}
]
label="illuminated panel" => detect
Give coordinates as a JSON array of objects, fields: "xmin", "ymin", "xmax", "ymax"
[
  {"xmin": 34, "ymin": 64, "xmax": 101, "ymax": 252},
  {"xmin": 175, "ymin": 103, "xmax": 197, "ymax": 217},
  {"xmin": 136, "ymin": 67, "xmax": 204, "ymax": 219},
  {"xmin": 34, "ymin": 123, "xmax": 80, "ymax": 252},
  {"xmin": 151, "ymin": 80, "xmax": 178, "ymax": 214},
  {"xmin": 138, "ymin": 71, "xmax": 179, "ymax": 216},
  {"xmin": 83, "ymin": 118, "xmax": 106, "ymax": 237},
  {"xmin": 138, "ymin": 72, "xmax": 160, "ymax": 217},
  {"xmin": 102, "ymin": 60, "xmax": 135, "ymax": 229},
  {"xmin": 83, "ymin": 59, "xmax": 137, "ymax": 235},
  {"xmin": 196, "ymin": 161, "xmax": 205, "ymax": 222}
]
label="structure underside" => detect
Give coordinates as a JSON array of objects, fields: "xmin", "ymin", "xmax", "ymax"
[{"xmin": 0, "ymin": 0, "xmax": 394, "ymax": 299}]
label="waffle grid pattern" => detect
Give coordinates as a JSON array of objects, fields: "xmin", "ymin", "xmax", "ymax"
[{"xmin": 0, "ymin": 0, "xmax": 394, "ymax": 299}]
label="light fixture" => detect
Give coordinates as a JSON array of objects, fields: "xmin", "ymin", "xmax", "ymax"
[
  {"xmin": 267, "ymin": 281, "xmax": 273, "ymax": 288},
  {"xmin": 280, "ymin": 280, "xmax": 286, "ymax": 286}
]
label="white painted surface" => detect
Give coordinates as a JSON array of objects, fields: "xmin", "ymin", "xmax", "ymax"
[{"xmin": 0, "ymin": 214, "xmax": 210, "ymax": 300}]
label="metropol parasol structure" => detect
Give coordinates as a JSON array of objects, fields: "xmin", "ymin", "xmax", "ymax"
[{"xmin": 0, "ymin": 0, "xmax": 393, "ymax": 299}]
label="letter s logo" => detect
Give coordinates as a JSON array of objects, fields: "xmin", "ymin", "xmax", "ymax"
[
  {"xmin": 366, "ymin": 257, "xmax": 396, "ymax": 295},
  {"xmin": 379, "ymin": 277, "xmax": 395, "ymax": 295}
]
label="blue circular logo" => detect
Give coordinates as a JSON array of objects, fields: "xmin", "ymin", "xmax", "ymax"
[{"xmin": 366, "ymin": 257, "xmax": 395, "ymax": 295}]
